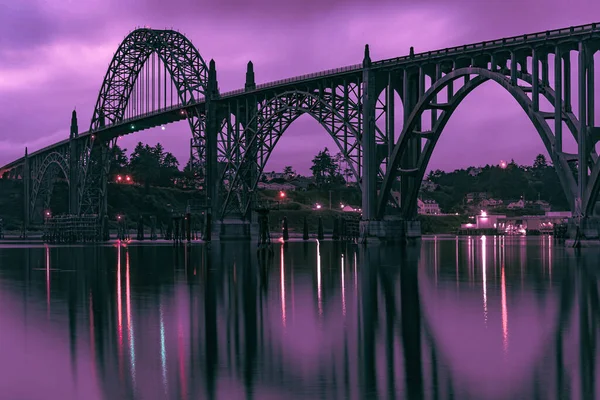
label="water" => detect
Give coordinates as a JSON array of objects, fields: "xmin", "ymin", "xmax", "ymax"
[{"xmin": 0, "ymin": 237, "xmax": 598, "ymax": 400}]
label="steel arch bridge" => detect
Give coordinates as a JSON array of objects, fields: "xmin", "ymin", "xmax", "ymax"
[{"xmin": 1, "ymin": 23, "xmax": 600, "ymax": 240}]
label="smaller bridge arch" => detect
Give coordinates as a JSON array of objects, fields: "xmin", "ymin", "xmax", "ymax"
[
  {"xmin": 30, "ymin": 150, "xmax": 70, "ymax": 223},
  {"xmin": 221, "ymin": 88, "xmax": 363, "ymax": 218}
]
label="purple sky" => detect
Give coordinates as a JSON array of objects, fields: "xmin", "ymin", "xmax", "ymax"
[{"xmin": 0, "ymin": 0, "xmax": 598, "ymax": 175}]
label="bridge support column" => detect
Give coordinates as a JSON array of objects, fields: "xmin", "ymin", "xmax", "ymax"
[
  {"xmin": 23, "ymin": 147, "xmax": 30, "ymax": 228},
  {"xmin": 399, "ymin": 67, "xmax": 421, "ymax": 216},
  {"xmin": 69, "ymin": 110, "xmax": 79, "ymax": 215},
  {"xmin": 244, "ymin": 61, "xmax": 258, "ymax": 228},
  {"xmin": 361, "ymin": 45, "xmax": 377, "ymax": 221},
  {"xmin": 578, "ymin": 42, "xmax": 589, "ymax": 215},
  {"xmin": 554, "ymin": 47, "xmax": 563, "ymax": 153},
  {"xmin": 100, "ymin": 142, "xmax": 110, "ymax": 218},
  {"xmin": 206, "ymin": 60, "xmax": 220, "ymax": 226}
]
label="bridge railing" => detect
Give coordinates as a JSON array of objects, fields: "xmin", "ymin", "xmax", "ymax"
[
  {"xmin": 373, "ymin": 22, "xmax": 599, "ymax": 67},
  {"xmin": 220, "ymin": 64, "xmax": 362, "ymax": 98}
]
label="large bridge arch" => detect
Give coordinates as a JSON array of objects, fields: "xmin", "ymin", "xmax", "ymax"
[
  {"xmin": 79, "ymin": 28, "xmax": 212, "ymax": 215},
  {"xmin": 221, "ymin": 89, "xmax": 362, "ymax": 218},
  {"xmin": 377, "ymin": 67, "xmax": 581, "ymax": 219}
]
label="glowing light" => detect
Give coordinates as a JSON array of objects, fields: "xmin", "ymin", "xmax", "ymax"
[
  {"xmin": 481, "ymin": 210, "xmax": 487, "ymax": 217},
  {"xmin": 317, "ymin": 240, "xmax": 322, "ymax": 316},
  {"xmin": 130, "ymin": 124, "xmax": 135, "ymax": 130},
  {"xmin": 126, "ymin": 175, "xmax": 131, "ymax": 182},
  {"xmin": 126, "ymin": 250, "xmax": 136, "ymax": 385},
  {"xmin": 340, "ymin": 204, "xmax": 345, "ymax": 209},
  {"xmin": 117, "ymin": 215, "xmax": 122, "ymax": 220},
  {"xmin": 501, "ymin": 265, "xmax": 509, "ymax": 355},
  {"xmin": 279, "ymin": 191, "xmax": 286, "ymax": 198},
  {"xmin": 117, "ymin": 175, "xmax": 122, "ymax": 181},
  {"xmin": 315, "ymin": 204, "xmax": 322, "ymax": 209},
  {"xmin": 161, "ymin": 125, "xmax": 166, "ymax": 130},
  {"xmin": 481, "ymin": 236, "xmax": 488, "ymax": 326},
  {"xmin": 500, "ymin": 160, "xmax": 508, "ymax": 169},
  {"xmin": 160, "ymin": 303, "xmax": 168, "ymax": 393},
  {"xmin": 117, "ymin": 247, "xmax": 123, "ymax": 373},
  {"xmin": 466, "ymin": 223, "xmax": 473, "ymax": 227},
  {"xmin": 280, "ymin": 243, "xmax": 286, "ymax": 327}
]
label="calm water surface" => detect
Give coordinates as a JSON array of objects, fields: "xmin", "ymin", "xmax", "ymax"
[{"xmin": 0, "ymin": 237, "xmax": 598, "ymax": 400}]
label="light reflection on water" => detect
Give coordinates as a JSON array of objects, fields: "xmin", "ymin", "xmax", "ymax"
[{"xmin": 0, "ymin": 237, "xmax": 598, "ymax": 399}]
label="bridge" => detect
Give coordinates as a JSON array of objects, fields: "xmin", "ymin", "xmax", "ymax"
[{"xmin": 2, "ymin": 23, "xmax": 600, "ymax": 241}]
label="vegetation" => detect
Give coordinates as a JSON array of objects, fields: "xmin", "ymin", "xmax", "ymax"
[
  {"xmin": 0, "ymin": 147, "xmax": 573, "ymax": 236},
  {"xmin": 109, "ymin": 142, "xmax": 186, "ymax": 189},
  {"xmin": 422, "ymin": 154, "xmax": 570, "ymax": 214}
]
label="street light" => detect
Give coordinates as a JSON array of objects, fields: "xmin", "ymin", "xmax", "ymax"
[{"xmin": 279, "ymin": 191, "xmax": 286, "ymax": 198}]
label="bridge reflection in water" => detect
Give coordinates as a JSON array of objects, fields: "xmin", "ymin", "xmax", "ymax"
[{"xmin": 0, "ymin": 238, "xmax": 598, "ymax": 399}]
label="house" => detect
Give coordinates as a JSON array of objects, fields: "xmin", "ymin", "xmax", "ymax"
[
  {"xmin": 420, "ymin": 179, "xmax": 438, "ymax": 192},
  {"xmin": 257, "ymin": 182, "xmax": 296, "ymax": 191},
  {"xmin": 465, "ymin": 192, "xmax": 489, "ymax": 203},
  {"xmin": 417, "ymin": 198, "xmax": 441, "ymax": 215},
  {"xmin": 480, "ymin": 198, "xmax": 503, "ymax": 208},
  {"xmin": 507, "ymin": 199, "xmax": 525, "ymax": 209},
  {"xmin": 289, "ymin": 177, "xmax": 313, "ymax": 190},
  {"xmin": 262, "ymin": 171, "xmax": 286, "ymax": 181},
  {"xmin": 535, "ymin": 200, "xmax": 551, "ymax": 212},
  {"xmin": 342, "ymin": 205, "xmax": 361, "ymax": 213}
]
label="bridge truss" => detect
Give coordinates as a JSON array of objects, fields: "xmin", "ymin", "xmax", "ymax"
[{"xmin": 1, "ymin": 23, "xmax": 600, "ymax": 239}]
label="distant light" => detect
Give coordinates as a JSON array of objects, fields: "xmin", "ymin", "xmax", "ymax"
[
  {"xmin": 500, "ymin": 160, "xmax": 507, "ymax": 169},
  {"xmin": 180, "ymin": 110, "xmax": 186, "ymax": 115},
  {"xmin": 161, "ymin": 125, "xmax": 166, "ymax": 130},
  {"xmin": 279, "ymin": 191, "xmax": 286, "ymax": 198},
  {"xmin": 91, "ymin": 134, "xmax": 95, "ymax": 140},
  {"xmin": 340, "ymin": 204, "xmax": 345, "ymax": 209},
  {"xmin": 466, "ymin": 223, "xmax": 473, "ymax": 227},
  {"xmin": 130, "ymin": 124, "xmax": 135, "ymax": 129},
  {"xmin": 455, "ymin": 213, "xmax": 459, "ymax": 215},
  {"xmin": 316, "ymin": 204, "xmax": 322, "ymax": 209},
  {"xmin": 117, "ymin": 215, "xmax": 121, "ymax": 220},
  {"xmin": 126, "ymin": 176, "xmax": 131, "ymax": 182},
  {"xmin": 117, "ymin": 175, "xmax": 122, "ymax": 181},
  {"xmin": 481, "ymin": 210, "xmax": 487, "ymax": 217}
]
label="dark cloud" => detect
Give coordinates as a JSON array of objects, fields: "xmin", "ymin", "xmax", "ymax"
[{"xmin": 0, "ymin": 0, "xmax": 598, "ymax": 171}]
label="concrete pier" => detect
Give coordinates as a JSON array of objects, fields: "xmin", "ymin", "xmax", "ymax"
[{"xmin": 360, "ymin": 217, "xmax": 421, "ymax": 243}]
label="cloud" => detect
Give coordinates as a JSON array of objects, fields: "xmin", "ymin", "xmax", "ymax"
[
  {"xmin": 0, "ymin": 0, "xmax": 598, "ymax": 172},
  {"xmin": 0, "ymin": 129, "xmax": 68, "ymax": 160}
]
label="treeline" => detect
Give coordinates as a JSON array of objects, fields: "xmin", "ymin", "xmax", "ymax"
[
  {"xmin": 110, "ymin": 142, "xmax": 197, "ymax": 189},
  {"xmin": 424, "ymin": 154, "xmax": 570, "ymax": 213}
]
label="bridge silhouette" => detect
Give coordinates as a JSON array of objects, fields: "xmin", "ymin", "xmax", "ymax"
[{"xmin": 1, "ymin": 23, "xmax": 600, "ymax": 241}]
